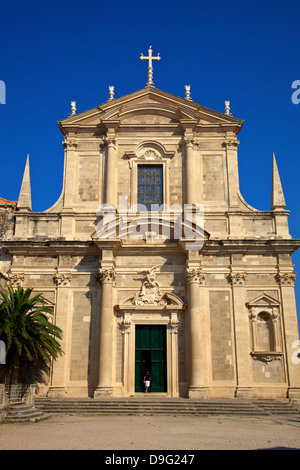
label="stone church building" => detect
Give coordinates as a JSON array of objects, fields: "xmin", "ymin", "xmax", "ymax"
[{"xmin": 1, "ymin": 51, "xmax": 300, "ymax": 400}]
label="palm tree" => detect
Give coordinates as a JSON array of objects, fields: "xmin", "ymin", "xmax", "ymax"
[{"xmin": 0, "ymin": 285, "xmax": 63, "ymax": 385}]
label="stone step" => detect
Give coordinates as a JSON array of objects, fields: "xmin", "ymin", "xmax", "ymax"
[
  {"xmin": 4, "ymin": 404, "xmax": 46, "ymax": 422},
  {"xmin": 35, "ymin": 398, "xmax": 299, "ymax": 416}
]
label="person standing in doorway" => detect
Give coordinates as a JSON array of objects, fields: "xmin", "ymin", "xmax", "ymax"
[{"xmin": 144, "ymin": 370, "xmax": 151, "ymax": 392}]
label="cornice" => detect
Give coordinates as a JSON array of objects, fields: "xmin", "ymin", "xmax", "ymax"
[
  {"xmin": 1, "ymin": 240, "xmax": 96, "ymax": 256},
  {"xmin": 2, "ymin": 237, "xmax": 299, "ymax": 256},
  {"xmin": 202, "ymin": 238, "xmax": 300, "ymax": 255},
  {"xmin": 57, "ymin": 87, "xmax": 244, "ymax": 135}
]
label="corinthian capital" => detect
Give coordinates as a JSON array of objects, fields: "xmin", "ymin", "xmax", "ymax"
[
  {"xmin": 8, "ymin": 273, "xmax": 25, "ymax": 287},
  {"xmin": 62, "ymin": 138, "xmax": 77, "ymax": 149},
  {"xmin": 222, "ymin": 139, "xmax": 240, "ymax": 149},
  {"xmin": 276, "ymin": 272, "xmax": 296, "ymax": 286},
  {"xmin": 229, "ymin": 272, "xmax": 246, "ymax": 286},
  {"xmin": 96, "ymin": 268, "xmax": 116, "ymax": 285},
  {"xmin": 184, "ymin": 136, "xmax": 199, "ymax": 149},
  {"xmin": 53, "ymin": 271, "xmax": 72, "ymax": 287},
  {"xmin": 105, "ymin": 135, "xmax": 116, "ymax": 149},
  {"xmin": 186, "ymin": 268, "xmax": 205, "ymax": 286}
]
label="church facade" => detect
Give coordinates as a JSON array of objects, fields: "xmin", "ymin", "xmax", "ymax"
[{"xmin": 1, "ymin": 57, "xmax": 300, "ymax": 399}]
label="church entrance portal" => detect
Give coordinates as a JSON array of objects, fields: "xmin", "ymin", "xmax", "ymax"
[{"xmin": 135, "ymin": 325, "xmax": 167, "ymax": 393}]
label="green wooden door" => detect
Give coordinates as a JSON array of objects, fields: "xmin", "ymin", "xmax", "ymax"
[{"xmin": 135, "ymin": 325, "xmax": 167, "ymax": 393}]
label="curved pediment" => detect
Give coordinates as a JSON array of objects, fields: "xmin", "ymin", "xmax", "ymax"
[
  {"xmin": 100, "ymin": 101, "xmax": 203, "ymax": 126},
  {"xmin": 118, "ymin": 102, "xmax": 200, "ymax": 124}
]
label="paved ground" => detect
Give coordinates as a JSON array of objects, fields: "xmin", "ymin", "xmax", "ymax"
[{"xmin": 0, "ymin": 414, "xmax": 300, "ymax": 450}]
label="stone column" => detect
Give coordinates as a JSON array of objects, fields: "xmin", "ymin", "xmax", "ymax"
[
  {"xmin": 94, "ymin": 267, "xmax": 116, "ymax": 398},
  {"xmin": 277, "ymin": 272, "xmax": 300, "ymax": 399},
  {"xmin": 104, "ymin": 135, "xmax": 116, "ymax": 207},
  {"xmin": 186, "ymin": 267, "xmax": 210, "ymax": 398},
  {"xmin": 230, "ymin": 271, "xmax": 256, "ymax": 398},
  {"xmin": 184, "ymin": 136, "xmax": 199, "ymax": 205}
]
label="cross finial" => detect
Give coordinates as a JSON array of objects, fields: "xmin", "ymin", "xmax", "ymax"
[{"xmin": 140, "ymin": 46, "xmax": 161, "ymax": 87}]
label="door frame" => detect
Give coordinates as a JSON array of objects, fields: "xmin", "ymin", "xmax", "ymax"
[
  {"xmin": 128, "ymin": 313, "xmax": 177, "ymax": 397},
  {"xmin": 135, "ymin": 324, "xmax": 167, "ymax": 393},
  {"xmin": 117, "ymin": 296, "xmax": 185, "ymax": 397}
]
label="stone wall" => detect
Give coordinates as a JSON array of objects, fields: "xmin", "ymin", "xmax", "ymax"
[
  {"xmin": 0, "ymin": 200, "xmax": 16, "ymax": 291},
  {"xmin": 0, "ymin": 201, "xmax": 16, "ymax": 240}
]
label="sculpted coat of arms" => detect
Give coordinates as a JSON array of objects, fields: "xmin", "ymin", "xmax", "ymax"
[{"xmin": 134, "ymin": 266, "xmax": 166, "ymax": 306}]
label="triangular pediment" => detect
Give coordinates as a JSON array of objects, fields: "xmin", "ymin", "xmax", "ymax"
[
  {"xmin": 246, "ymin": 293, "xmax": 279, "ymax": 307},
  {"xmin": 30, "ymin": 292, "xmax": 56, "ymax": 308},
  {"xmin": 58, "ymin": 87, "xmax": 243, "ymax": 133}
]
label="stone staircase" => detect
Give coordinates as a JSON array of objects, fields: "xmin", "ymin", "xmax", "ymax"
[
  {"xmin": 4, "ymin": 401, "xmax": 46, "ymax": 422},
  {"xmin": 3, "ymin": 385, "xmax": 45, "ymax": 422},
  {"xmin": 35, "ymin": 397, "xmax": 300, "ymax": 417}
]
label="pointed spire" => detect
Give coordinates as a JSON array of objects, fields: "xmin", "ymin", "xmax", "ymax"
[
  {"xmin": 271, "ymin": 153, "xmax": 286, "ymax": 210},
  {"xmin": 17, "ymin": 154, "xmax": 32, "ymax": 211}
]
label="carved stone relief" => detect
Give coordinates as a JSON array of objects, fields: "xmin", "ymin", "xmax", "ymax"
[{"xmin": 134, "ymin": 266, "xmax": 166, "ymax": 306}]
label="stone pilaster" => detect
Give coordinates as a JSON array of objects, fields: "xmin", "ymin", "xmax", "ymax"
[
  {"xmin": 184, "ymin": 136, "xmax": 199, "ymax": 205},
  {"xmin": 104, "ymin": 135, "xmax": 117, "ymax": 207},
  {"xmin": 119, "ymin": 313, "xmax": 132, "ymax": 396},
  {"xmin": 276, "ymin": 271, "xmax": 300, "ymax": 399},
  {"xmin": 229, "ymin": 271, "xmax": 256, "ymax": 398},
  {"xmin": 186, "ymin": 267, "xmax": 210, "ymax": 398},
  {"xmin": 222, "ymin": 138, "xmax": 240, "ymax": 207},
  {"xmin": 61, "ymin": 136, "xmax": 77, "ymax": 210},
  {"xmin": 48, "ymin": 269, "xmax": 73, "ymax": 398},
  {"xmin": 94, "ymin": 267, "xmax": 116, "ymax": 398},
  {"xmin": 60, "ymin": 136, "xmax": 77, "ymax": 238},
  {"xmin": 169, "ymin": 312, "xmax": 182, "ymax": 398},
  {"xmin": 222, "ymin": 138, "xmax": 242, "ymax": 237}
]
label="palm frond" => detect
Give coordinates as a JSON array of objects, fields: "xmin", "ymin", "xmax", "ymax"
[{"xmin": 0, "ymin": 285, "xmax": 63, "ymax": 384}]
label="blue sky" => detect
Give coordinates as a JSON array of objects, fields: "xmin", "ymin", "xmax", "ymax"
[{"xmin": 0, "ymin": 0, "xmax": 299, "ymax": 323}]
